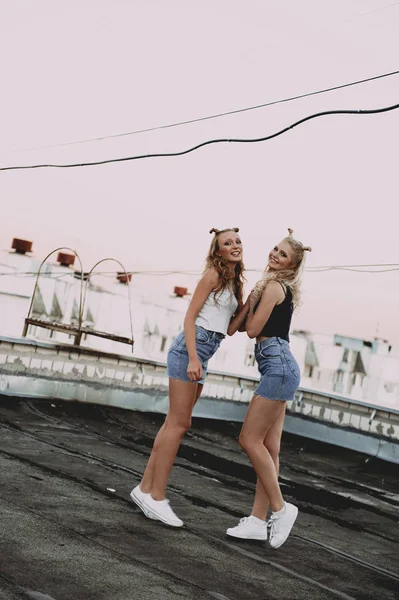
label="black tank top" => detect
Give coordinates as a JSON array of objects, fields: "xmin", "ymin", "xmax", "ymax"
[{"xmin": 254, "ymin": 283, "xmax": 293, "ymax": 342}]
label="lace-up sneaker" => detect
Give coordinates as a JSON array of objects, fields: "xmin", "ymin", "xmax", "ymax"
[
  {"xmin": 143, "ymin": 495, "xmax": 184, "ymax": 527},
  {"xmin": 226, "ymin": 516, "xmax": 268, "ymax": 540},
  {"xmin": 130, "ymin": 485, "xmax": 156, "ymax": 519},
  {"xmin": 268, "ymin": 502, "xmax": 298, "ymax": 549}
]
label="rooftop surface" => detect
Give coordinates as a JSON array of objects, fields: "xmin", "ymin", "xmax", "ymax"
[{"xmin": 0, "ymin": 396, "xmax": 398, "ymax": 600}]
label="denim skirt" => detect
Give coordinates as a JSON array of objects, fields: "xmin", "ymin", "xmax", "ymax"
[
  {"xmin": 166, "ymin": 326, "xmax": 225, "ymax": 384},
  {"xmin": 254, "ymin": 337, "xmax": 301, "ymax": 401}
]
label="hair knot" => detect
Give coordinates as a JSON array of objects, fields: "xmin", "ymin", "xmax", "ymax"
[{"xmin": 210, "ymin": 227, "xmax": 239, "ymax": 235}]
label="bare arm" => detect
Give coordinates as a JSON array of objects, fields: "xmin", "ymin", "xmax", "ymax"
[
  {"xmin": 227, "ymin": 297, "xmax": 250, "ymax": 336},
  {"xmin": 183, "ymin": 268, "xmax": 219, "ymax": 381},
  {"xmin": 246, "ymin": 281, "xmax": 284, "ymax": 339}
]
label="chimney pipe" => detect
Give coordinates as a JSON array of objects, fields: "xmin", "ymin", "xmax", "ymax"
[
  {"xmin": 117, "ymin": 272, "xmax": 132, "ymax": 284},
  {"xmin": 12, "ymin": 238, "xmax": 33, "ymax": 255},
  {"xmin": 174, "ymin": 286, "xmax": 188, "ymax": 298},
  {"xmin": 57, "ymin": 252, "xmax": 75, "ymax": 267}
]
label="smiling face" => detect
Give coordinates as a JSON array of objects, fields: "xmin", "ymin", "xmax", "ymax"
[
  {"xmin": 216, "ymin": 230, "xmax": 243, "ymax": 265},
  {"xmin": 268, "ymin": 239, "xmax": 295, "ymax": 271}
]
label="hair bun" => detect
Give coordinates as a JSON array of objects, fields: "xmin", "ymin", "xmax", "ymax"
[
  {"xmin": 303, "ymin": 245, "xmax": 312, "ymax": 252},
  {"xmin": 287, "ymin": 228, "xmax": 294, "ymax": 236},
  {"xmin": 209, "ymin": 227, "xmax": 240, "ymax": 235}
]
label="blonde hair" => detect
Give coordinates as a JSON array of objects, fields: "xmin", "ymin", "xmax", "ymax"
[
  {"xmin": 205, "ymin": 227, "xmax": 245, "ymax": 311},
  {"xmin": 256, "ymin": 228, "xmax": 312, "ymax": 307}
]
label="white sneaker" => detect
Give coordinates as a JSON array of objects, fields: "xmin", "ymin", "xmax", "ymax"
[
  {"xmin": 143, "ymin": 495, "xmax": 184, "ymax": 527},
  {"xmin": 226, "ymin": 516, "xmax": 268, "ymax": 541},
  {"xmin": 268, "ymin": 502, "xmax": 298, "ymax": 549},
  {"xmin": 130, "ymin": 485, "xmax": 156, "ymax": 520}
]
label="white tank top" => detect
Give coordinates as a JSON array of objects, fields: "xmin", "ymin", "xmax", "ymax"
[{"xmin": 195, "ymin": 288, "xmax": 238, "ymax": 335}]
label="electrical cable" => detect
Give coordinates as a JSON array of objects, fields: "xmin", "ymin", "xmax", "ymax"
[
  {"xmin": 1, "ymin": 264, "xmax": 398, "ymax": 277},
  {"xmin": 17, "ymin": 68, "xmax": 399, "ymax": 150},
  {"xmin": 1, "ymin": 102, "xmax": 398, "ymax": 172}
]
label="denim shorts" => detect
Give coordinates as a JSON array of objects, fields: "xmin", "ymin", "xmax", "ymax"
[
  {"xmin": 166, "ymin": 326, "xmax": 225, "ymax": 384},
  {"xmin": 254, "ymin": 337, "xmax": 301, "ymax": 401}
]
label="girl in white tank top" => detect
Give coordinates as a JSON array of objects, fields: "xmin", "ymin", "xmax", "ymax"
[
  {"xmin": 130, "ymin": 228, "xmax": 251, "ymax": 527},
  {"xmin": 195, "ymin": 287, "xmax": 238, "ymax": 335}
]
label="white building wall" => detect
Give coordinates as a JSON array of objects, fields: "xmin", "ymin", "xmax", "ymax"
[{"xmin": 0, "ymin": 294, "xmax": 28, "ymax": 337}]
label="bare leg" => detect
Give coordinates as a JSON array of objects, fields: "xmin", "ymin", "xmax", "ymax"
[
  {"xmin": 140, "ymin": 422, "xmax": 166, "ymax": 494},
  {"xmin": 239, "ymin": 395, "xmax": 286, "ymax": 513},
  {"xmin": 140, "ymin": 380, "xmax": 203, "ymax": 498},
  {"xmin": 250, "ymin": 404, "xmax": 286, "ymax": 520}
]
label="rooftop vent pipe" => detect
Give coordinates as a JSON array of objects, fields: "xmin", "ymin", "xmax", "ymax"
[{"xmin": 12, "ymin": 238, "xmax": 32, "ymax": 254}]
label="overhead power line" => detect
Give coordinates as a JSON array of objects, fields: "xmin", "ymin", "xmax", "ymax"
[
  {"xmin": 1, "ymin": 102, "xmax": 398, "ymax": 172},
  {"xmin": 21, "ymin": 68, "xmax": 399, "ymax": 150},
  {"xmin": 1, "ymin": 264, "xmax": 398, "ymax": 277},
  {"xmin": 345, "ymin": 1, "xmax": 399, "ymax": 22}
]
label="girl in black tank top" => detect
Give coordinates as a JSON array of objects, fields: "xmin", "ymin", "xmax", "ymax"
[
  {"xmin": 253, "ymin": 282, "xmax": 293, "ymax": 342},
  {"xmin": 226, "ymin": 229, "xmax": 312, "ymax": 549}
]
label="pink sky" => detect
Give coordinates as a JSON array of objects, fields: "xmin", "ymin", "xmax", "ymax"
[{"xmin": 1, "ymin": 0, "xmax": 398, "ymax": 350}]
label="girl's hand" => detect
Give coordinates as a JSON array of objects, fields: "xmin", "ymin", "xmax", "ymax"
[
  {"xmin": 187, "ymin": 357, "xmax": 202, "ymax": 382},
  {"xmin": 248, "ymin": 287, "xmax": 261, "ymax": 309}
]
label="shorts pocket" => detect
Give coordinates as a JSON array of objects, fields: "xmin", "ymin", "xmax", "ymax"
[
  {"xmin": 169, "ymin": 331, "xmax": 185, "ymax": 352},
  {"xmin": 283, "ymin": 352, "xmax": 300, "ymax": 378},
  {"xmin": 259, "ymin": 344, "xmax": 281, "ymax": 360},
  {"xmin": 196, "ymin": 327, "xmax": 211, "ymax": 344},
  {"xmin": 287, "ymin": 361, "xmax": 300, "ymax": 379},
  {"xmin": 257, "ymin": 352, "xmax": 284, "ymax": 378}
]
